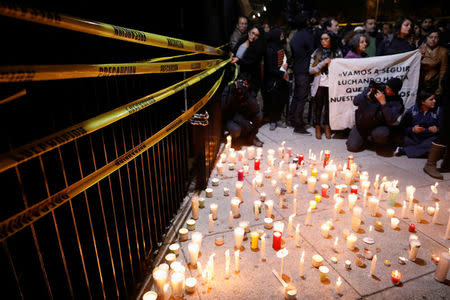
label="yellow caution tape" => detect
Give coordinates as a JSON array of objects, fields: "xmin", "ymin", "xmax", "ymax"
[
  {"xmin": 0, "ymin": 3, "xmax": 224, "ymax": 56},
  {"xmin": 0, "ymin": 89, "xmax": 27, "ymax": 104},
  {"xmin": 0, "ymin": 71, "xmax": 224, "ymax": 242},
  {"xmin": 0, "ymin": 59, "xmax": 222, "ymax": 82},
  {"xmin": 0, "ymin": 58, "xmax": 231, "ymax": 173},
  {"xmin": 145, "ymin": 44, "xmax": 229, "ymax": 63}
]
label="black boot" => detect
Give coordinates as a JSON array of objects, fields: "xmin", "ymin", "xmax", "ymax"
[{"xmin": 423, "ymin": 142, "xmax": 446, "ymax": 179}]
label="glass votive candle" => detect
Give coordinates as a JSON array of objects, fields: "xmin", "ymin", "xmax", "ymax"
[
  {"xmin": 386, "ymin": 208, "xmax": 395, "ymax": 219},
  {"xmin": 391, "ymin": 217, "xmax": 399, "ymax": 229},
  {"xmin": 185, "ymin": 277, "xmax": 197, "ymax": 294},
  {"xmin": 319, "ymin": 266, "xmax": 329, "ymax": 281},
  {"xmin": 346, "ymin": 234, "xmax": 357, "ymax": 250},
  {"xmin": 321, "ymin": 184, "xmax": 329, "ymax": 197}
]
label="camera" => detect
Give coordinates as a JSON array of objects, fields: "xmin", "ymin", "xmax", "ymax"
[
  {"xmin": 234, "ymin": 79, "xmax": 249, "ymax": 98},
  {"xmin": 369, "ymin": 80, "xmax": 386, "ymax": 92}
]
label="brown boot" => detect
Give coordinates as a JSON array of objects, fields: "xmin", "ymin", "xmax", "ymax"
[
  {"xmin": 315, "ymin": 125, "xmax": 322, "ymax": 139},
  {"xmin": 423, "ymin": 142, "xmax": 446, "ymax": 179},
  {"xmin": 324, "ymin": 125, "xmax": 332, "ymax": 139},
  {"xmin": 439, "ymin": 148, "xmax": 450, "ymax": 173}
]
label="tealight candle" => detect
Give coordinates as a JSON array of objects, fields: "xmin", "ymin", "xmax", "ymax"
[
  {"xmin": 386, "ymin": 208, "xmax": 395, "ymax": 219},
  {"xmin": 231, "ymin": 197, "xmax": 240, "ymax": 218},
  {"xmin": 210, "ymin": 203, "xmax": 218, "ymax": 220},
  {"xmin": 391, "ymin": 217, "xmax": 399, "ymax": 229},
  {"xmin": 143, "ymin": 291, "xmax": 158, "ymax": 300},
  {"xmin": 273, "ymin": 231, "xmax": 282, "ymax": 250},
  {"xmin": 312, "ymin": 254, "xmax": 323, "ymax": 268},
  {"xmin": 348, "ymin": 194, "xmax": 357, "ymax": 210},
  {"xmin": 319, "ymin": 266, "xmax": 329, "ymax": 281},
  {"xmin": 265, "ymin": 200, "xmax": 274, "ymax": 218},
  {"xmin": 264, "ymin": 217, "xmax": 273, "ymax": 229},
  {"xmin": 234, "ymin": 227, "xmax": 245, "ymax": 249},
  {"xmin": 185, "ymin": 277, "xmax": 197, "ymax": 294},
  {"xmin": 346, "ymin": 234, "xmax": 357, "ymax": 250},
  {"xmin": 169, "ymin": 243, "xmax": 180, "ymax": 256},
  {"xmin": 307, "ymin": 176, "xmax": 317, "ymax": 193},
  {"xmin": 321, "ymin": 223, "xmax": 330, "ymax": 238},
  {"xmin": 186, "ymin": 219, "xmax": 196, "ymax": 231},
  {"xmin": 212, "ymin": 177, "xmax": 220, "ymax": 186},
  {"xmin": 178, "ymin": 228, "xmax": 188, "ymax": 242},
  {"xmin": 188, "ymin": 242, "xmax": 200, "ymax": 266},
  {"xmin": 205, "ymin": 188, "xmax": 213, "ymax": 198},
  {"xmin": 165, "ymin": 253, "xmax": 176, "ymax": 265}
]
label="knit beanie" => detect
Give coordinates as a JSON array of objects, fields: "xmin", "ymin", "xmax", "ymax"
[{"xmin": 386, "ymin": 78, "xmax": 403, "ymax": 94}]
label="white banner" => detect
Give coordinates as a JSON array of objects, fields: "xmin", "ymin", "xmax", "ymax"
[{"xmin": 328, "ymin": 50, "xmax": 421, "ymax": 130}]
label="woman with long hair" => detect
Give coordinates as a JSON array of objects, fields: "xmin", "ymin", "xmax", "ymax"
[
  {"xmin": 345, "ymin": 33, "xmax": 369, "ymax": 58},
  {"xmin": 376, "ymin": 17, "xmax": 416, "ymax": 56},
  {"xmin": 309, "ymin": 31, "xmax": 343, "ymax": 139}
]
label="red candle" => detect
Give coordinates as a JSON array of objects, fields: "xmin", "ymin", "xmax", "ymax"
[
  {"xmin": 272, "ymin": 231, "xmax": 282, "ymax": 250},
  {"xmin": 350, "ymin": 185, "xmax": 358, "ymax": 194},
  {"xmin": 286, "ymin": 147, "xmax": 292, "ymax": 157},
  {"xmin": 297, "ymin": 154, "xmax": 304, "ymax": 165},
  {"xmin": 323, "ymin": 151, "xmax": 330, "ymax": 168},
  {"xmin": 321, "ymin": 184, "xmax": 329, "ymax": 197},
  {"xmin": 347, "ymin": 155, "xmax": 354, "ymax": 169},
  {"xmin": 408, "ymin": 223, "xmax": 416, "ymax": 232},
  {"xmin": 237, "ymin": 169, "xmax": 244, "ymax": 181},
  {"xmin": 391, "ymin": 270, "xmax": 401, "ymax": 285},
  {"xmin": 254, "ymin": 158, "xmax": 261, "ymax": 171}
]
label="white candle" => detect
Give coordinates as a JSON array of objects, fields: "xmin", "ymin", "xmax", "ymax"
[
  {"xmin": 401, "ymin": 201, "xmax": 407, "ymax": 219},
  {"xmin": 368, "ymin": 196, "xmax": 379, "ymax": 217},
  {"xmin": 370, "ymin": 254, "xmax": 377, "ymax": 276},
  {"xmin": 231, "ymin": 197, "xmax": 240, "ymax": 218},
  {"xmin": 348, "ymin": 194, "xmax": 357, "ymax": 210},
  {"xmin": 299, "ymin": 251, "xmax": 305, "ymax": 277},
  {"xmin": 274, "ymin": 221, "xmax": 284, "ymax": 234},
  {"xmin": 386, "ymin": 208, "xmax": 395, "ymax": 219},
  {"xmin": 170, "ymin": 272, "xmax": 185, "ymax": 298},
  {"xmin": 391, "ymin": 217, "xmax": 399, "ymax": 229},
  {"xmin": 305, "ymin": 207, "xmax": 312, "ymax": 226},
  {"xmin": 334, "ymin": 201, "xmax": 340, "ymax": 220},
  {"xmin": 255, "ymin": 173, "xmax": 263, "ymax": 187},
  {"xmin": 254, "ymin": 200, "xmax": 261, "ymax": 220},
  {"xmin": 432, "ymin": 203, "xmax": 439, "ymax": 224},
  {"xmin": 414, "ymin": 204, "xmax": 425, "ymax": 223},
  {"xmin": 351, "ymin": 216, "xmax": 361, "ymax": 232},
  {"xmin": 185, "ymin": 277, "xmax": 197, "ymax": 294},
  {"xmin": 293, "ymin": 198, "xmax": 297, "ymax": 216},
  {"xmin": 277, "ymin": 248, "xmax": 288, "ymax": 277},
  {"xmin": 210, "ymin": 203, "xmax": 218, "ymax": 220},
  {"xmin": 191, "ymin": 196, "xmax": 199, "ymax": 220},
  {"xmin": 247, "ymin": 146, "xmax": 255, "ymax": 159},
  {"xmin": 445, "ymin": 209, "xmax": 450, "ymax": 239},
  {"xmin": 344, "ymin": 169, "xmax": 352, "ymax": 185},
  {"xmin": 406, "ymin": 185, "xmax": 416, "ymax": 211},
  {"xmin": 256, "ymin": 147, "xmax": 263, "ymax": 157},
  {"xmin": 320, "ymin": 173, "xmax": 329, "ymax": 185},
  {"xmin": 264, "ymin": 217, "xmax": 274, "ymax": 229},
  {"xmin": 321, "ymin": 223, "xmax": 330, "ymax": 238},
  {"xmin": 300, "ymin": 169, "xmax": 307, "ymax": 184},
  {"xmin": 335, "ymin": 277, "xmax": 342, "ymax": 295},
  {"xmin": 434, "ymin": 249, "xmax": 450, "ymax": 282},
  {"xmin": 295, "ymin": 224, "xmax": 300, "ymax": 247},
  {"xmin": 153, "ymin": 268, "xmax": 168, "ymax": 296},
  {"xmin": 266, "ymin": 200, "xmax": 274, "ymax": 218},
  {"xmin": 143, "ymin": 291, "xmax": 158, "ymax": 300},
  {"xmin": 286, "ymin": 173, "xmax": 293, "ymax": 193},
  {"xmin": 208, "ymin": 214, "xmax": 214, "ymax": 233},
  {"xmin": 229, "ymin": 210, "xmax": 233, "ymax": 228},
  {"xmin": 205, "ymin": 188, "xmax": 213, "ymax": 198},
  {"xmin": 188, "ymin": 242, "xmax": 200, "ymax": 266},
  {"xmin": 192, "ymin": 232, "xmax": 203, "ymax": 248},
  {"xmin": 235, "ymin": 181, "xmax": 243, "ymax": 199},
  {"xmin": 234, "ymin": 227, "xmax": 244, "ymax": 249},
  {"xmin": 235, "ymin": 250, "xmax": 240, "ymax": 273},
  {"xmin": 293, "ymin": 184, "xmax": 299, "ymax": 199},
  {"xmin": 260, "ymin": 235, "xmax": 266, "ymax": 261},
  {"xmin": 307, "ymin": 176, "xmax": 317, "ymax": 193},
  {"xmin": 353, "ymin": 206, "xmax": 362, "ymax": 219},
  {"xmin": 278, "ymin": 147, "xmax": 284, "ymax": 158},
  {"xmin": 333, "ymin": 237, "xmax": 339, "ymax": 252},
  {"xmin": 225, "ymin": 250, "xmax": 230, "ymax": 279},
  {"xmin": 289, "ymin": 163, "xmax": 297, "ymax": 174},
  {"xmin": 346, "ymin": 234, "xmax": 357, "ymax": 250}
]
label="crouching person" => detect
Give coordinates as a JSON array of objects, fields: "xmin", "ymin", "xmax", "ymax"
[
  {"xmin": 346, "ymin": 78, "xmax": 405, "ymax": 152},
  {"xmin": 221, "ymin": 73, "xmax": 264, "ymax": 147},
  {"xmin": 395, "ymin": 90, "xmax": 441, "ymax": 157}
]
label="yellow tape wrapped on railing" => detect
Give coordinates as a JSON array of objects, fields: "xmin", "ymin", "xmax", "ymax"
[
  {"xmin": 0, "ymin": 71, "xmax": 224, "ymax": 242},
  {"xmin": 0, "ymin": 59, "xmax": 222, "ymax": 82},
  {"xmin": 0, "ymin": 3, "xmax": 224, "ymax": 56},
  {"xmin": 0, "ymin": 58, "xmax": 231, "ymax": 173}
]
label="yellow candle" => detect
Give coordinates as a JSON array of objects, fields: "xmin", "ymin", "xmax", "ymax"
[
  {"xmin": 311, "ymin": 168, "xmax": 318, "ymax": 178},
  {"xmin": 309, "ymin": 200, "xmax": 317, "ymax": 209},
  {"xmin": 315, "ymin": 194, "xmax": 321, "ymax": 203},
  {"xmin": 250, "ymin": 231, "xmax": 259, "ymax": 250}
]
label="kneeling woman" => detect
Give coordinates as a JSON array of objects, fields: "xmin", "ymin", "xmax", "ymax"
[{"xmin": 396, "ymin": 90, "xmax": 442, "ymax": 158}]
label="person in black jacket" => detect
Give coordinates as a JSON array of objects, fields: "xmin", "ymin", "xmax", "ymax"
[
  {"xmin": 264, "ymin": 28, "xmax": 289, "ymax": 131},
  {"xmin": 346, "ymin": 78, "xmax": 405, "ymax": 152},
  {"xmin": 221, "ymin": 73, "xmax": 264, "ymax": 147},
  {"xmin": 376, "ymin": 17, "xmax": 416, "ymax": 56}
]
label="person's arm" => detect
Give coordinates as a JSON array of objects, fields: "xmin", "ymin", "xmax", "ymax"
[
  {"xmin": 309, "ymin": 50, "xmax": 328, "ymax": 75},
  {"xmin": 266, "ymin": 48, "xmax": 286, "ymax": 79},
  {"xmin": 381, "ymin": 101, "xmax": 404, "ymax": 125},
  {"xmin": 353, "ymin": 88, "xmax": 370, "ymax": 106},
  {"xmin": 400, "ymin": 107, "xmax": 414, "ymax": 134}
]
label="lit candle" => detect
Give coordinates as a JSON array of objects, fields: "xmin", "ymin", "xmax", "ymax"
[
  {"xmin": 307, "ymin": 176, "xmax": 317, "ymax": 193},
  {"xmin": 191, "ymin": 196, "xmax": 199, "ymax": 221},
  {"xmin": 370, "ymin": 254, "xmax": 377, "ymax": 277},
  {"xmin": 234, "ymin": 250, "xmax": 240, "ymax": 273},
  {"xmin": 265, "ymin": 200, "xmax": 274, "ymax": 218},
  {"xmin": 351, "ymin": 216, "xmax": 361, "ymax": 232},
  {"xmin": 387, "ymin": 186, "xmax": 399, "ymax": 207},
  {"xmin": 346, "ymin": 234, "xmax": 357, "ymax": 250},
  {"xmin": 277, "ymin": 248, "xmax": 289, "ymax": 277},
  {"xmin": 353, "ymin": 206, "xmax": 362, "ymax": 219},
  {"xmin": 321, "ymin": 223, "xmax": 330, "ymax": 238},
  {"xmin": 250, "ymin": 231, "xmax": 259, "ymax": 250},
  {"xmin": 311, "ymin": 168, "xmax": 318, "ymax": 178},
  {"xmin": 153, "ymin": 268, "xmax": 168, "ymax": 295},
  {"xmin": 333, "ymin": 237, "xmax": 339, "ymax": 252},
  {"xmin": 185, "ymin": 277, "xmax": 197, "ymax": 294},
  {"xmin": 235, "ymin": 181, "xmax": 243, "ymax": 199},
  {"xmin": 299, "ymin": 251, "xmax": 305, "ymax": 277},
  {"xmin": 286, "ymin": 173, "xmax": 293, "ymax": 193},
  {"xmin": 386, "ymin": 208, "xmax": 395, "ymax": 219},
  {"xmin": 264, "ymin": 217, "xmax": 273, "ymax": 229},
  {"xmin": 408, "ymin": 239, "xmax": 422, "ymax": 261},
  {"xmin": 348, "ymin": 194, "xmax": 357, "ymax": 210},
  {"xmin": 205, "ymin": 188, "xmax": 213, "ymax": 198},
  {"xmin": 143, "ymin": 291, "xmax": 158, "ymax": 300},
  {"xmin": 414, "ymin": 204, "xmax": 425, "ymax": 223},
  {"xmin": 188, "ymin": 242, "xmax": 200, "ymax": 266},
  {"xmin": 278, "ymin": 147, "xmax": 284, "ymax": 158},
  {"xmin": 401, "ymin": 201, "xmax": 407, "ymax": 219},
  {"xmin": 170, "ymin": 272, "xmax": 185, "ymax": 298},
  {"xmin": 320, "ymin": 173, "xmax": 329, "ymax": 185},
  {"xmin": 254, "ymin": 157, "xmax": 261, "ymax": 170},
  {"xmin": 178, "ymin": 228, "xmax": 188, "ymax": 242},
  {"xmin": 350, "ymin": 185, "xmax": 358, "ymax": 194},
  {"xmin": 319, "ymin": 266, "xmax": 329, "ymax": 282},
  {"xmin": 273, "ymin": 231, "xmax": 282, "ymax": 250},
  {"xmin": 208, "ymin": 214, "xmax": 214, "ymax": 233},
  {"xmin": 309, "ymin": 200, "xmax": 317, "ymax": 210},
  {"xmin": 432, "ymin": 203, "xmax": 439, "ymax": 224},
  {"xmin": 231, "ymin": 197, "xmax": 240, "ymax": 218},
  {"xmin": 335, "ymin": 277, "xmax": 342, "ymax": 295},
  {"xmin": 446, "ymin": 209, "xmax": 450, "ymax": 239},
  {"xmin": 391, "ymin": 217, "xmax": 399, "ymax": 229},
  {"xmin": 192, "ymin": 232, "xmax": 202, "ymax": 248},
  {"xmin": 229, "ymin": 151, "xmax": 236, "ymax": 164},
  {"xmin": 300, "ymin": 169, "xmax": 308, "ymax": 183},
  {"xmin": 368, "ymin": 196, "xmax": 379, "ymax": 217},
  {"xmin": 406, "ymin": 185, "xmax": 416, "ymax": 211},
  {"xmin": 210, "ymin": 203, "xmax": 218, "ymax": 220},
  {"xmin": 434, "ymin": 249, "xmax": 450, "ymax": 282},
  {"xmin": 312, "ymin": 254, "xmax": 323, "ymax": 268},
  {"xmin": 274, "ymin": 221, "xmax": 284, "ymax": 234},
  {"xmin": 295, "ymin": 224, "xmax": 300, "ymax": 247},
  {"xmin": 321, "ymin": 184, "xmax": 329, "ymax": 198},
  {"xmin": 344, "ymin": 169, "xmax": 352, "ymax": 185},
  {"xmin": 288, "ymin": 215, "xmax": 294, "ymax": 237},
  {"xmin": 289, "ymin": 163, "xmax": 297, "ymax": 175},
  {"xmin": 234, "ymin": 227, "xmax": 244, "ymax": 249},
  {"xmin": 255, "ymin": 173, "xmax": 263, "ymax": 187},
  {"xmin": 253, "ymin": 200, "xmax": 261, "ymax": 220},
  {"xmin": 169, "ymin": 243, "xmax": 180, "ymax": 256},
  {"xmin": 293, "ymin": 198, "xmax": 297, "ymax": 216},
  {"xmin": 305, "ymin": 207, "xmax": 312, "ymax": 225},
  {"xmin": 391, "ymin": 270, "xmax": 402, "ymax": 285},
  {"xmin": 228, "ymin": 210, "xmax": 233, "ymax": 229}
]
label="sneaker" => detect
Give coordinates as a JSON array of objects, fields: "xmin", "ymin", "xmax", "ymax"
[
  {"xmin": 276, "ymin": 121, "xmax": 287, "ymax": 128},
  {"xmin": 293, "ymin": 127, "xmax": 312, "ymax": 136},
  {"xmin": 394, "ymin": 147, "xmax": 405, "ymax": 157},
  {"xmin": 269, "ymin": 122, "xmax": 276, "ymax": 131},
  {"xmin": 252, "ymin": 136, "xmax": 264, "ymax": 147}
]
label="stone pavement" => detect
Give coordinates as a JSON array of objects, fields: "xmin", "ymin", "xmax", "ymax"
[{"xmin": 148, "ymin": 124, "xmax": 450, "ymax": 300}]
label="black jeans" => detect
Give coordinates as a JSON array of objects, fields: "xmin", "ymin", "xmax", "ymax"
[
  {"xmin": 313, "ymin": 86, "xmax": 329, "ymax": 126},
  {"xmin": 288, "ymin": 73, "xmax": 310, "ymax": 129},
  {"xmin": 265, "ymin": 80, "xmax": 289, "ymax": 123}
]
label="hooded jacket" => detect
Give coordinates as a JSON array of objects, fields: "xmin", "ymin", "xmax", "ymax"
[{"xmin": 264, "ymin": 28, "xmax": 287, "ymax": 91}]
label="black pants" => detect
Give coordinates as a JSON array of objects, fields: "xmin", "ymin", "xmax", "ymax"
[
  {"xmin": 226, "ymin": 92, "xmax": 263, "ymax": 139},
  {"xmin": 265, "ymin": 80, "xmax": 289, "ymax": 123},
  {"xmin": 289, "ymin": 73, "xmax": 310, "ymax": 129},
  {"xmin": 346, "ymin": 126, "xmax": 390, "ymax": 152},
  {"xmin": 313, "ymin": 86, "xmax": 329, "ymax": 126}
]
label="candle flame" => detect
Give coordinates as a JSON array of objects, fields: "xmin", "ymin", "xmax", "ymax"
[{"xmin": 337, "ymin": 276, "xmax": 342, "ymax": 284}]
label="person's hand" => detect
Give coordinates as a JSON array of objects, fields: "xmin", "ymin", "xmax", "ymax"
[
  {"xmin": 419, "ymin": 48, "xmax": 425, "ymax": 58},
  {"xmin": 412, "ymin": 125, "xmax": 425, "ymax": 133},
  {"xmin": 428, "ymin": 126, "xmax": 438, "ymax": 133},
  {"xmin": 282, "ymin": 63, "xmax": 288, "ymax": 70},
  {"xmin": 323, "ymin": 58, "xmax": 331, "ymax": 65},
  {"xmin": 231, "ymin": 57, "xmax": 239, "ymax": 64},
  {"xmin": 283, "ymin": 73, "xmax": 289, "ymax": 81},
  {"xmin": 374, "ymin": 90, "xmax": 386, "ymax": 105}
]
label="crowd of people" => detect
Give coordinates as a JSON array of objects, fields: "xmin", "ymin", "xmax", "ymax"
[{"xmin": 222, "ymin": 14, "xmax": 449, "ymax": 180}]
